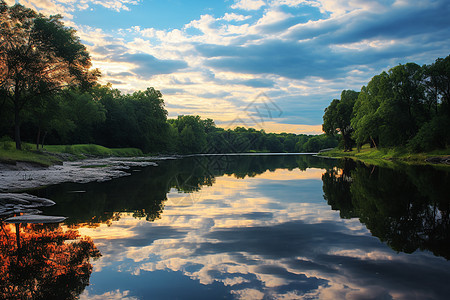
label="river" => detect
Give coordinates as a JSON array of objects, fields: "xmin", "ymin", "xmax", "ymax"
[{"xmin": 1, "ymin": 154, "xmax": 449, "ymax": 299}]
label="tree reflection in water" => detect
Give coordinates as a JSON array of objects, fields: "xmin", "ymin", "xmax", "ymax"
[
  {"xmin": 0, "ymin": 223, "xmax": 101, "ymax": 299},
  {"xmin": 39, "ymin": 155, "xmax": 336, "ymax": 226},
  {"xmin": 323, "ymin": 159, "xmax": 450, "ymax": 259}
]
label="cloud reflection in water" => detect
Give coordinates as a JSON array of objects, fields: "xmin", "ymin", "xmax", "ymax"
[{"xmin": 79, "ymin": 167, "xmax": 450, "ymax": 300}]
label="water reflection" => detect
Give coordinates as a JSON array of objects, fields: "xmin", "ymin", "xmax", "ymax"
[
  {"xmin": 323, "ymin": 159, "xmax": 450, "ymax": 259},
  {"xmin": 37, "ymin": 155, "xmax": 334, "ymax": 225},
  {"xmin": 0, "ymin": 223, "xmax": 100, "ymax": 299},
  {"xmin": 28, "ymin": 155, "xmax": 450, "ymax": 299}
]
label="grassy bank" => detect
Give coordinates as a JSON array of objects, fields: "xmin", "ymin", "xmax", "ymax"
[
  {"xmin": 319, "ymin": 144, "xmax": 450, "ymax": 166},
  {"xmin": 0, "ymin": 141, "xmax": 143, "ymax": 167},
  {"xmin": 0, "ymin": 147, "xmax": 63, "ymax": 167},
  {"xmin": 44, "ymin": 144, "xmax": 143, "ymax": 157}
]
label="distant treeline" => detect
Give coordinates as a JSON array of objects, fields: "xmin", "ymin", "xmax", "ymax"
[
  {"xmin": 323, "ymin": 55, "xmax": 450, "ymax": 151},
  {"xmin": 0, "ymin": 83, "xmax": 337, "ymax": 154}
]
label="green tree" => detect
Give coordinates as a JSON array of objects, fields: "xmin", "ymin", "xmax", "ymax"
[
  {"xmin": 28, "ymin": 94, "xmax": 62, "ymax": 149},
  {"xmin": 323, "ymin": 90, "xmax": 359, "ymax": 151},
  {"xmin": 388, "ymin": 63, "xmax": 426, "ymax": 140},
  {"xmin": 424, "ymin": 55, "xmax": 450, "ymax": 117},
  {"xmin": 91, "ymin": 85, "xmax": 168, "ymax": 152},
  {"xmin": 302, "ymin": 134, "xmax": 338, "ymax": 152},
  {"xmin": 57, "ymin": 88, "xmax": 106, "ymax": 144},
  {"xmin": 0, "ymin": 2, "xmax": 98, "ymax": 149},
  {"xmin": 265, "ymin": 134, "xmax": 283, "ymax": 152},
  {"xmin": 171, "ymin": 115, "xmax": 207, "ymax": 153},
  {"xmin": 351, "ymin": 64, "xmax": 428, "ymax": 148},
  {"xmin": 351, "ymin": 72, "xmax": 392, "ymax": 148},
  {"xmin": 129, "ymin": 87, "xmax": 169, "ymax": 152}
]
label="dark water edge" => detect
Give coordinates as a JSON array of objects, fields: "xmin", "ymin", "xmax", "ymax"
[{"xmin": 2, "ymin": 154, "xmax": 450, "ymax": 299}]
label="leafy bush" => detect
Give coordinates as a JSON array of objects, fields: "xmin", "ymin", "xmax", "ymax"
[
  {"xmin": 22, "ymin": 143, "xmax": 33, "ymax": 151},
  {"xmin": 64, "ymin": 145, "xmax": 74, "ymax": 154},
  {"xmin": 0, "ymin": 136, "xmax": 13, "ymax": 143},
  {"xmin": 408, "ymin": 116, "xmax": 450, "ymax": 152}
]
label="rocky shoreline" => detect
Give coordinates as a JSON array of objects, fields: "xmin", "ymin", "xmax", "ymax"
[
  {"xmin": 424, "ymin": 156, "xmax": 450, "ymax": 165},
  {"xmin": 0, "ymin": 156, "xmax": 178, "ymax": 192}
]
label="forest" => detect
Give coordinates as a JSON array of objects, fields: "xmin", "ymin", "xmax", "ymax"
[
  {"xmin": 323, "ymin": 55, "xmax": 450, "ymax": 152},
  {"xmin": 0, "ymin": 2, "xmax": 336, "ymax": 155},
  {"xmin": 0, "ymin": 83, "xmax": 339, "ymax": 154}
]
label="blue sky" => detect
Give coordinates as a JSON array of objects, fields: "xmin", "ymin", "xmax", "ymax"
[{"xmin": 11, "ymin": 0, "xmax": 450, "ymax": 134}]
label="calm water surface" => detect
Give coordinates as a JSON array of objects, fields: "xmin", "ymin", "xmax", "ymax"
[{"xmin": 11, "ymin": 155, "xmax": 450, "ymax": 299}]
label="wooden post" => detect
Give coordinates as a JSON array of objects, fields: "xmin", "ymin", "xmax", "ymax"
[{"xmin": 15, "ymin": 223, "xmax": 21, "ymax": 251}]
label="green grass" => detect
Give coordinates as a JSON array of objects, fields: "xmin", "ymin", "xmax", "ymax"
[
  {"xmin": 0, "ymin": 141, "xmax": 62, "ymax": 167},
  {"xmin": 319, "ymin": 144, "xmax": 450, "ymax": 166},
  {"xmin": 44, "ymin": 144, "xmax": 143, "ymax": 157},
  {"xmin": 0, "ymin": 141, "xmax": 143, "ymax": 167}
]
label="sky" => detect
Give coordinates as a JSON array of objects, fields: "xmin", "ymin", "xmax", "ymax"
[{"xmin": 7, "ymin": 0, "xmax": 450, "ymax": 134}]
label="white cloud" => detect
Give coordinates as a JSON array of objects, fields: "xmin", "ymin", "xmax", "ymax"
[
  {"xmin": 19, "ymin": 0, "xmax": 74, "ymax": 19},
  {"xmin": 80, "ymin": 289, "xmax": 138, "ymax": 300},
  {"xmin": 91, "ymin": 0, "xmax": 140, "ymax": 12},
  {"xmin": 17, "ymin": 0, "xmax": 140, "ymax": 17},
  {"xmin": 272, "ymin": 0, "xmax": 317, "ymax": 7},
  {"xmin": 77, "ymin": 3, "xmax": 89, "ymax": 10},
  {"xmin": 222, "ymin": 12, "xmax": 252, "ymax": 22},
  {"xmin": 255, "ymin": 8, "xmax": 293, "ymax": 26},
  {"xmin": 231, "ymin": 289, "xmax": 265, "ymax": 299},
  {"xmin": 232, "ymin": 0, "xmax": 266, "ymax": 11},
  {"xmin": 310, "ymin": 0, "xmax": 391, "ymax": 16},
  {"xmin": 186, "ymin": 14, "xmax": 216, "ymax": 31}
]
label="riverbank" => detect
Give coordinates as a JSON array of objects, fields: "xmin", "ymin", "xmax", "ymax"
[
  {"xmin": 0, "ymin": 155, "xmax": 185, "ymax": 192},
  {"xmin": 0, "ymin": 143, "xmax": 168, "ymax": 191},
  {"xmin": 318, "ymin": 145, "xmax": 450, "ymax": 167},
  {"xmin": 0, "ymin": 142, "xmax": 144, "ymax": 167}
]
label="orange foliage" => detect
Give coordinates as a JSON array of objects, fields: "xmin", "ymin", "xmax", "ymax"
[{"xmin": 0, "ymin": 223, "xmax": 101, "ymax": 300}]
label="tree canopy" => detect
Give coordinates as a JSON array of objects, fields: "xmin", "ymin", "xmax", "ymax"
[
  {"xmin": 323, "ymin": 90, "xmax": 359, "ymax": 151},
  {"xmin": 324, "ymin": 55, "xmax": 450, "ymax": 151},
  {"xmin": 0, "ymin": 1, "xmax": 98, "ymax": 149}
]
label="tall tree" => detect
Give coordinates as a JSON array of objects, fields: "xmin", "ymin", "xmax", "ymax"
[
  {"xmin": 388, "ymin": 63, "xmax": 426, "ymax": 140},
  {"xmin": 424, "ymin": 55, "xmax": 450, "ymax": 116},
  {"xmin": 351, "ymin": 71, "xmax": 393, "ymax": 148},
  {"xmin": 0, "ymin": 2, "xmax": 98, "ymax": 149},
  {"xmin": 129, "ymin": 87, "xmax": 169, "ymax": 152},
  {"xmin": 351, "ymin": 65, "xmax": 427, "ymax": 148},
  {"xmin": 323, "ymin": 90, "xmax": 359, "ymax": 151},
  {"xmin": 171, "ymin": 115, "xmax": 207, "ymax": 153}
]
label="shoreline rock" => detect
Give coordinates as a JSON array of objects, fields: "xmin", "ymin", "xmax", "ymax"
[
  {"xmin": 0, "ymin": 156, "xmax": 178, "ymax": 192},
  {"xmin": 425, "ymin": 156, "xmax": 450, "ymax": 164}
]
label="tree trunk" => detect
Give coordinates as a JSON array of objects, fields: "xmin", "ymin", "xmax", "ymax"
[
  {"xmin": 14, "ymin": 104, "xmax": 21, "ymax": 150},
  {"xmin": 14, "ymin": 84, "xmax": 22, "ymax": 150},
  {"xmin": 15, "ymin": 223, "xmax": 21, "ymax": 251},
  {"xmin": 36, "ymin": 127, "xmax": 41, "ymax": 150},
  {"xmin": 41, "ymin": 131, "xmax": 47, "ymax": 149}
]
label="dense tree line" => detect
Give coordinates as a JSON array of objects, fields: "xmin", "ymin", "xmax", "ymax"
[
  {"xmin": 323, "ymin": 55, "xmax": 450, "ymax": 151},
  {"xmin": 1, "ymin": 79, "xmax": 337, "ymax": 154},
  {"xmin": 168, "ymin": 115, "xmax": 337, "ymax": 154},
  {"xmin": 1, "ymin": 75, "xmax": 338, "ymax": 154}
]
